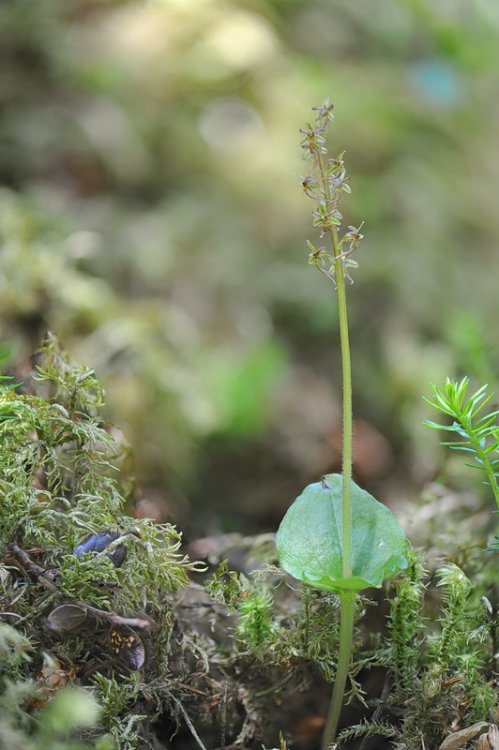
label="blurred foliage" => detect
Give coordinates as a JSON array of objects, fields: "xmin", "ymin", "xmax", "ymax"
[{"xmin": 1, "ymin": 0, "xmax": 499, "ymax": 529}]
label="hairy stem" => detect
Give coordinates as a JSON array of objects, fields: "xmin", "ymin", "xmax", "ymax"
[
  {"xmin": 332, "ymin": 229, "xmax": 353, "ymax": 578},
  {"xmin": 321, "ymin": 594, "xmax": 355, "ymax": 750},
  {"xmin": 316, "ymin": 147, "xmax": 355, "ymax": 749},
  {"xmin": 316, "ymin": 152, "xmax": 354, "ymax": 578}
]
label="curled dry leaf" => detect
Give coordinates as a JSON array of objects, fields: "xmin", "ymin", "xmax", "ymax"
[
  {"xmin": 476, "ymin": 725, "xmax": 499, "ymax": 750},
  {"xmin": 46, "ymin": 603, "xmax": 87, "ymax": 632},
  {"xmin": 31, "ymin": 657, "xmax": 78, "ymax": 710},
  {"xmin": 439, "ymin": 722, "xmax": 489, "ymax": 750},
  {"xmin": 40, "ymin": 658, "xmax": 78, "ymax": 689}
]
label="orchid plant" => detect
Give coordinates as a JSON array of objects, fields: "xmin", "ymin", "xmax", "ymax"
[{"xmin": 276, "ymin": 101, "xmax": 408, "ymax": 749}]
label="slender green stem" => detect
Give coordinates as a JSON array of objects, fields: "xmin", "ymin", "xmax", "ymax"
[
  {"xmin": 467, "ymin": 431, "xmax": 499, "ymax": 511},
  {"xmin": 321, "ymin": 594, "xmax": 356, "ymax": 750},
  {"xmin": 478, "ymin": 454, "xmax": 499, "ymax": 511},
  {"xmin": 485, "ymin": 463, "xmax": 499, "ymax": 511},
  {"xmin": 332, "ymin": 229, "xmax": 353, "ymax": 578},
  {"xmin": 315, "ymin": 154, "xmax": 354, "ymax": 577},
  {"xmin": 316, "ymin": 149, "xmax": 355, "ymax": 750}
]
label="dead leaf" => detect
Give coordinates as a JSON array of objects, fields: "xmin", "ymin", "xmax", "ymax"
[
  {"xmin": 439, "ymin": 722, "xmax": 489, "ymax": 750},
  {"xmin": 476, "ymin": 725, "xmax": 499, "ymax": 750},
  {"xmin": 46, "ymin": 603, "xmax": 87, "ymax": 632}
]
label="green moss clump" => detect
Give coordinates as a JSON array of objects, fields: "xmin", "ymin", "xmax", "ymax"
[{"xmin": 0, "ymin": 336, "xmax": 205, "ymax": 748}]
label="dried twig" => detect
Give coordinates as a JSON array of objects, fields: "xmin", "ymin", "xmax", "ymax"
[
  {"xmin": 171, "ymin": 695, "xmax": 208, "ymax": 750},
  {"xmin": 9, "ymin": 544, "xmax": 152, "ymax": 630},
  {"xmin": 358, "ymin": 672, "xmax": 393, "ymax": 750}
]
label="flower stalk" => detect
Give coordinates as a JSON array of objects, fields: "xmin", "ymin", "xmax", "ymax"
[{"xmin": 300, "ymin": 99, "xmax": 364, "ymax": 748}]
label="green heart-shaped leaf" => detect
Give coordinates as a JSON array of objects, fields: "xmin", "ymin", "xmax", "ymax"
[{"xmin": 276, "ymin": 474, "xmax": 408, "ymax": 593}]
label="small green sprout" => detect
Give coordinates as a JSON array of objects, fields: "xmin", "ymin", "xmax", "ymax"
[
  {"xmin": 237, "ymin": 591, "xmax": 275, "ymax": 653},
  {"xmin": 425, "ymin": 376, "xmax": 499, "ymax": 512}
]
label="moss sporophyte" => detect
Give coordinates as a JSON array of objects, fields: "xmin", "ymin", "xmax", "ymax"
[{"xmin": 276, "ymin": 101, "xmax": 408, "ymax": 749}]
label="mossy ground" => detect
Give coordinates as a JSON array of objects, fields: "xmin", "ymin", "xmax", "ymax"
[{"xmin": 0, "ymin": 341, "xmax": 497, "ymax": 750}]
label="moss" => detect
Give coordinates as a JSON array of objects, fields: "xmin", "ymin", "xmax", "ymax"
[{"xmin": 1, "ymin": 339, "xmax": 496, "ymax": 750}]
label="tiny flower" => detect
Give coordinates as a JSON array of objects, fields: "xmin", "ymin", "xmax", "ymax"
[
  {"xmin": 301, "ymin": 175, "xmax": 320, "ymax": 198},
  {"xmin": 299, "ymin": 102, "xmax": 365, "ymax": 286},
  {"xmin": 344, "ymin": 223, "xmax": 365, "ymax": 244},
  {"xmin": 306, "ymin": 239, "xmax": 327, "ymax": 266},
  {"xmin": 300, "ymin": 125, "xmax": 327, "ymax": 157},
  {"xmin": 312, "ymin": 98, "xmax": 335, "ymax": 123}
]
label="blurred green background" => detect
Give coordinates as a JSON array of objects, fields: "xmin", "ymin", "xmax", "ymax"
[{"xmin": 1, "ymin": 0, "xmax": 498, "ymax": 535}]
